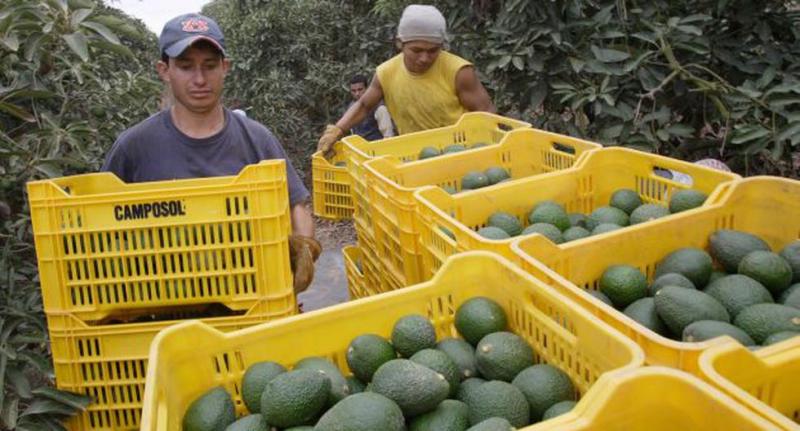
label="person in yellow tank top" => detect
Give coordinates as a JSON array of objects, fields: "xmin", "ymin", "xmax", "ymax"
[{"xmin": 316, "ymin": 4, "xmax": 495, "ymax": 155}]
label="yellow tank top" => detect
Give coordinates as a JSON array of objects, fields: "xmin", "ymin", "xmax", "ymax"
[{"xmin": 376, "ymin": 51, "xmax": 472, "ymax": 135}]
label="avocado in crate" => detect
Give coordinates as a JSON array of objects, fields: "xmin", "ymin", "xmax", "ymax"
[
  {"xmin": 181, "ymin": 297, "xmax": 580, "ymax": 430},
  {"xmin": 365, "ymin": 126, "xmax": 602, "ymax": 287},
  {"xmin": 510, "ymin": 176, "xmax": 800, "ymax": 379},
  {"xmin": 415, "ymin": 147, "xmax": 740, "ymax": 285},
  {"xmin": 140, "ymin": 252, "xmax": 643, "ymax": 431},
  {"xmin": 474, "ymin": 185, "xmax": 708, "ymax": 242},
  {"xmin": 589, "ymin": 229, "xmax": 800, "ymax": 348}
]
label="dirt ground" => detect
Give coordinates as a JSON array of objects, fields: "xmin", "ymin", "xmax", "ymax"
[
  {"xmin": 313, "ymin": 216, "xmax": 357, "ymax": 251},
  {"xmin": 296, "ymin": 216, "xmax": 356, "ymax": 311}
]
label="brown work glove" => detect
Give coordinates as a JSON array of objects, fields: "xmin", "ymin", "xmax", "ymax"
[
  {"xmin": 288, "ymin": 234, "xmax": 322, "ymax": 295},
  {"xmin": 317, "ymin": 124, "xmax": 343, "ymax": 159}
]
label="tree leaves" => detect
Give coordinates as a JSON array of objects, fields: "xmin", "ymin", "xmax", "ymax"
[
  {"xmin": 70, "ymin": 8, "xmax": 92, "ymax": 29},
  {"xmin": 81, "ymin": 21, "xmax": 120, "ymax": 45},
  {"xmin": 591, "ymin": 45, "xmax": 630, "ymax": 62},
  {"xmin": 62, "ymin": 32, "xmax": 89, "ymax": 61},
  {"xmin": 32, "ymin": 387, "xmax": 91, "ymax": 411},
  {"xmin": 0, "ymin": 101, "xmax": 35, "ymax": 122},
  {"xmin": 1, "ymin": 32, "xmax": 19, "ymax": 51},
  {"xmin": 20, "ymin": 399, "xmax": 75, "ymax": 417},
  {"xmin": 440, "ymin": 0, "xmax": 798, "ymax": 171},
  {"xmin": 1, "ymin": 2, "xmax": 158, "ymax": 428},
  {"xmin": 775, "ymin": 122, "xmax": 800, "ymax": 145},
  {"xmin": 731, "ymin": 125, "xmax": 770, "ymax": 145}
]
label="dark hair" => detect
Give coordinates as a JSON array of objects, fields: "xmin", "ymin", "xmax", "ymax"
[{"xmin": 349, "ymin": 74, "xmax": 368, "ymax": 86}]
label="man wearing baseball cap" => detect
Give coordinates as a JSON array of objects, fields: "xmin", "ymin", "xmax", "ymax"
[
  {"xmin": 102, "ymin": 13, "xmax": 321, "ymax": 297},
  {"xmin": 317, "ymin": 4, "xmax": 495, "ymax": 156}
]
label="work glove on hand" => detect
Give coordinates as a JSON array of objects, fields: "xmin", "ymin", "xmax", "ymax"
[
  {"xmin": 288, "ymin": 234, "xmax": 322, "ymax": 295},
  {"xmin": 316, "ymin": 124, "xmax": 343, "ymax": 159}
]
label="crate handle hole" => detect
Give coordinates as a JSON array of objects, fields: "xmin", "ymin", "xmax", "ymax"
[
  {"xmin": 497, "ymin": 122, "xmax": 513, "ymax": 132},
  {"xmin": 90, "ymin": 302, "xmax": 242, "ymax": 326},
  {"xmin": 552, "ymin": 142, "xmax": 576, "ymax": 155},
  {"xmin": 652, "ymin": 166, "xmax": 694, "ymax": 186}
]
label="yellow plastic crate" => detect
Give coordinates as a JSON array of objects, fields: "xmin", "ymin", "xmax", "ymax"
[
  {"xmin": 354, "ymin": 218, "xmax": 375, "ymax": 261},
  {"xmin": 354, "ymin": 215, "xmax": 406, "ymax": 296},
  {"xmin": 342, "ymin": 112, "xmax": 531, "ymax": 188},
  {"xmin": 353, "ymin": 226, "xmax": 382, "ymax": 297},
  {"xmin": 342, "ymin": 245, "xmax": 368, "ymax": 300},
  {"xmin": 27, "ymin": 161, "xmax": 293, "ymax": 322},
  {"xmin": 360, "ymin": 249, "xmax": 382, "ymax": 298},
  {"xmin": 511, "ymin": 176, "xmax": 799, "ymax": 374},
  {"xmin": 415, "ymin": 147, "xmax": 740, "ymax": 281},
  {"xmin": 51, "ymin": 300, "xmax": 293, "ymax": 431},
  {"xmin": 343, "ymin": 112, "xmax": 531, "ymax": 246},
  {"xmin": 699, "ymin": 338, "xmax": 800, "ymax": 429},
  {"xmin": 140, "ymin": 252, "xmax": 644, "ymax": 431},
  {"xmin": 311, "ymin": 141, "xmax": 353, "ymax": 220},
  {"xmin": 364, "ymin": 127, "xmax": 601, "ymax": 286},
  {"xmin": 525, "ymin": 367, "xmax": 780, "ymax": 430}
]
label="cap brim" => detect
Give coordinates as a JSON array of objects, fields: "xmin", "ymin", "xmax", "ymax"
[{"xmin": 164, "ymin": 35, "xmax": 225, "ymax": 58}]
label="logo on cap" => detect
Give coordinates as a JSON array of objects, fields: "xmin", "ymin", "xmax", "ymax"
[{"xmin": 181, "ymin": 18, "xmax": 209, "ymax": 33}]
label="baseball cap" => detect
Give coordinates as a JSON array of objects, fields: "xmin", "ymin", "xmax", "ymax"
[{"xmin": 159, "ymin": 13, "xmax": 225, "ymax": 58}]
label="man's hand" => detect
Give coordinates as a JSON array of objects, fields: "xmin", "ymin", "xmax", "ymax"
[
  {"xmin": 288, "ymin": 234, "xmax": 322, "ymax": 295},
  {"xmin": 316, "ymin": 124, "xmax": 343, "ymax": 159}
]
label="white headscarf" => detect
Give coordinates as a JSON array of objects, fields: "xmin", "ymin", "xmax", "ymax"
[{"xmin": 397, "ymin": 5, "xmax": 448, "ymax": 45}]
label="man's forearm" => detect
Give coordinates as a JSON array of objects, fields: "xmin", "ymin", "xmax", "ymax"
[{"xmin": 291, "ymin": 203, "xmax": 315, "ymax": 237}]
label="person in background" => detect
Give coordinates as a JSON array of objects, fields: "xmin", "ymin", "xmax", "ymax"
[
  {"xmin": 346, "ymin": 74, "xmax": 395, "ymax": 140},
  {"xmin": 102, "ymin": 13, "xmax": 320, "ymax": 296},
  {"xmin": 665, "ymin": 158, "xmax": 733, "ymax": 186},
  {"xmin": 317, "ymin": 4, "xmax": 494, "ymax": 155}
]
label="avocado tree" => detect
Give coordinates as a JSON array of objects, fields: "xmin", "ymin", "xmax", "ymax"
[
  {"xmin": 436, "ymin": 0, "xmax": 800, "ymax": 175},
  {"xmin": 0, "ymin": 0, "xmax": 160, "ymax": 428}
]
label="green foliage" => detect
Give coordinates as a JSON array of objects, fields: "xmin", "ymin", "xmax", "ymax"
[
  {"xmin": 0, "ymin": 0, "xmax": 160, "ymax": 427},
  {"xmin": 438, "ymin": 0, "xmax": 800, "ymax": 175},
  {"xmin": 0, "ymin": 214, "xmax": 93, "ymax": 430}
]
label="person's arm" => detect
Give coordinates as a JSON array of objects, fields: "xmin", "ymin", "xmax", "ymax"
[
  {"xmin": 291, "ymin": 203, "xmax": 314, "ymax": 237},
  {"xmin": 455, "ymin": 66, "xmax": 495, "ymax": 113},
  {"xmin": 317, "ymin": 75, "xmax": 385, "ymax": 153},
  {"xmin": 374, "ymin": 104, "xmax": 395, "ymax": 138},
  {"xmin": 288, "ymin": 202, "xmax": 320, "ymax": 296}
]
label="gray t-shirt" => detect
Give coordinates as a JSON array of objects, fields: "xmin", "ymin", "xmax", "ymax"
[{"xmin": 102, "ymin": 108, "xmax": 309, "ymax": 206}]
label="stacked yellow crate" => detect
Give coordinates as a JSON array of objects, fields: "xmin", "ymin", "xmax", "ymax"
[
  {"xmin": 311, "ymin": 141, "xmax": 352, "ymax": 221},
  {"xmin": 510, "ymin": 175, "xmax": 800, "ymax": 428},
  {"xmin": 363, "ymin": 127, "xmax": 600, "ymax": 287},
  {"xmin": 27, "ymin": 161, "xmax": 295, "ymax": 430},
  {"xmin": 337, "ymin": 112, "xmax": 531, "ymax": 296},
  {"xmin": 511, "ymin": 176, "xmax": 798, "ymax": 374},
  {"xmin": 415, "ymin": 146, "xmax": 739, "ymax": 280},
  {"xmin": 140, "ymin": 252, "xmax": 645, "ymax": 430},
  {"xmin": 140, "ymin": 253, "xmax": 782, "ymax": 431}
]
